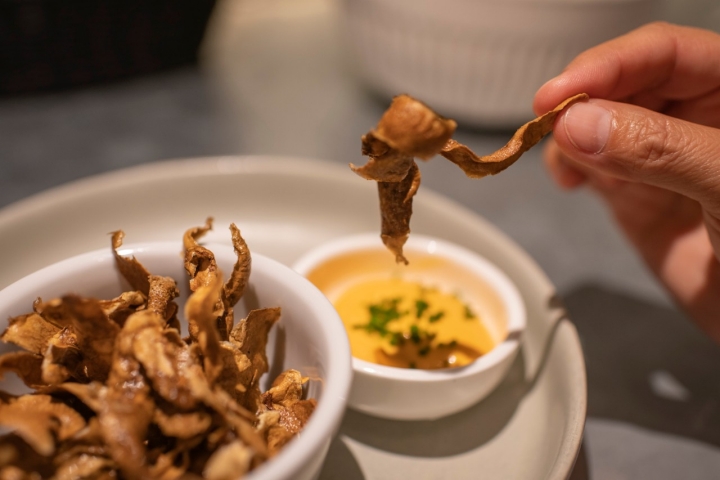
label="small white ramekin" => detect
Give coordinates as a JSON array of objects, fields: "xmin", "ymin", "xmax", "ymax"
[{"xmin": 293, "ymin": 233, "xmax": 526, "ymax": 420}]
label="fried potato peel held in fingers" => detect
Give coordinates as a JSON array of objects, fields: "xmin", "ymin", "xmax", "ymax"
[{"xmin": 351, "ymin": 93, "xmax": 589, "ymax": 263}]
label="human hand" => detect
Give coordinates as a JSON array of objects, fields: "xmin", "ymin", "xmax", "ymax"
[{"xmin": 533, "ymin": 22, "xmax": 720, "ymax": 340}]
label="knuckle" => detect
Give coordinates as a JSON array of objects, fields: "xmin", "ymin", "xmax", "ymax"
[{"xmin": 625, "ymin": 115, "xmax": 686, "ymax": 177}]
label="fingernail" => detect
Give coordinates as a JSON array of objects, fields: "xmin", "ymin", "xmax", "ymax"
[{"xmin": 563, "ymin": 102, "xmax": 613, "ymax": 154}]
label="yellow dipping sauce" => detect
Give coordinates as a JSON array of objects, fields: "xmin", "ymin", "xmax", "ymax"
[
  {"xmin": 334, "ymin": 277, "xmax": 494, "ymax": 369},
  {"xmin": 305, "ymin": 247, "xmax": 507, "ymax": 370}
]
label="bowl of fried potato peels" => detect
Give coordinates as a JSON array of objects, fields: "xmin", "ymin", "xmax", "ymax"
[{"xmin": 0, "ymin": 219, "xmax": 352, "ymax": 480}]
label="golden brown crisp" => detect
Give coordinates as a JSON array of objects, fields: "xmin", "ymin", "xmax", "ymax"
[
  {"xmin": 98, "ymin": 290, "xmax": 147, "ymax": 328},
  {"xmin": 230, "ymin": 307, "xmax": 282, "ymax": 412},
  {"xmin": 351, "ymin": 93, "xmax": 589, "ymax": 263},
  {"xmin": 0, "ymin": 395, "xmax": 85, "ymax": 457},
  {"xmin": 147, "ymin": 275, "xmax": 180, "ymax": 324},
  {"xmin": 258, "ymin": 369, "xmax": 317, "ymax": 456},
  {"xmin": 40, "ymin": 295, "xmax": 120, "ymax": 383},
  {"xmin": 0, "ymin": 221, "xmax": 314, "ymax": 479},
  {"xmin": 221, "ymin": 223, "xmax": 252, "ymax": 336},
  {"xmin": 378, "ymin": 162, "xmax": 421, "ymax": 265},
  {"xmin": 0, "ymin": 352, "xmax": 44, "ymax": 388},
  {"xmin": 183, "ymin": 219, "xmax": 252, "ymax": 341},
  {"xmin": 440, "ymin": 93, "xmax": 589, "ymax": 178},
  {"xmin": 111, "ymin": 230, "xmax": 152, "ymax": 294}
]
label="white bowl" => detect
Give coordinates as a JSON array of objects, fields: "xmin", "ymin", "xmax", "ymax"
[
  {"xmin": 341, "ymin": 0, "xmax": 660, "ymax": 127},
  {"xmin": 0, "ymin": 241, "xmax": 353, "ymax": 480},
  {"xmin": 293, "ymin": 233, "xmax": 526, "ymax": 420}
]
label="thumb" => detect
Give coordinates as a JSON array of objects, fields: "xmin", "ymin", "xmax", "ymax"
[{"xmin": 553, "ymin": 99, "xmax": 720, "ymax": 214}]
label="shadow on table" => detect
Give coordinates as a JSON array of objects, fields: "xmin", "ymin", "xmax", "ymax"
[
  {"xmin": 563, "ymin": 283, "xmax": 720, "ymax": 448},
  {"xmin": 317, "ymin": 283, "xmax": 720, "ymax": 480},
  {"xmin": 316, "ymin": 350, "xmax": 531, "ymax": 480},
  {"xmin": 318, "ymin": 436, "xmax": 590, "ymax": 480},
  {"xmin": 335, "ymin": 348, "xmax": 528, "ymax": 457},
  {"xmin": 569, "ymin": 441, "xmax": 590, "ymax": 480}
]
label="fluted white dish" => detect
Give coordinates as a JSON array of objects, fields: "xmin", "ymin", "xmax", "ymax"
[{"xmin": 341, "ymin": 0, "xmax": 660, "ymax": 127}]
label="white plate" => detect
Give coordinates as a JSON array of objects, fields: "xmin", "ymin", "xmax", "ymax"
[{"xmin": 0, "ymin": 156, "xmax": 586, "ymax": 480}]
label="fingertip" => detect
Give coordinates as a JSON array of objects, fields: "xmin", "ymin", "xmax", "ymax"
[
  {"xmin": 533, "ymin": 73, "xmax": 578, "ymax": 116},
  {"xmin": 533, "ymin": 76, "xmax": 561, "ymax": 116},
  {"xmin": 533, "ymin": 78, "xmax": 555, "ymax": 116}
]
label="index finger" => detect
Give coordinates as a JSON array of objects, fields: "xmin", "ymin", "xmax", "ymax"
[{"xmin": 533, "ymin": 22, "xmax": 720, "ymax": 115}]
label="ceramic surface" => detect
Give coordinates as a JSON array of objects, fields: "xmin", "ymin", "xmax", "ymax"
[{"xmin": 0, "ymin": 156, "xmax": 586, "ymax": 480}]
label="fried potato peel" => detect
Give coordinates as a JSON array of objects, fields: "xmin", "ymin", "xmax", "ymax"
[
  {"xmin": 440, "ymin": 93, "xmax": 589, "ymax": 177},
  {"xmin": 0, "ymin": 221, "xmax": 314, "ymax": 479},
  {"xmin": 351, "ymin": 93, "xmax": 589, "ymax": 262}
]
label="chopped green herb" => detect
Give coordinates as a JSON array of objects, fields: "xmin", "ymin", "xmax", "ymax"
[
  {"xmin": 415, "ymin": 299, "xmax": 429, "ymax": 319},
  {"xmin": 464, "ymin": 304, "xmax": 476, "ymax": 319},
  {"xmin": 428, "ymin": 311, "xmax": 445, "ymax": 323},
  {"xmin": 418, "ymin": 345, "xmax": 431, "ymax": 356},
  {"xmin": 410, "ymin": 325, "xmax": 421, "ymax": 344},
  {"xmin": 355, "ymin": 297, "xmax": 404, "ymax": 337},
  {"xmin": 389, "ymin": 332, "xmax": 404, "ymax": 346}
]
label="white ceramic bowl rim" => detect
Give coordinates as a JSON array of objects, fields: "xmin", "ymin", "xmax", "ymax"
[
  {"xmin": 293, "ymin": 233, "xmax": 526, "ymax": 383},
  {"xmin": 0, "ymin": 242, "xmax": 353, "ymax": 480}
]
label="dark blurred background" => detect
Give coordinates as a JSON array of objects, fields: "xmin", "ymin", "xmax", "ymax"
[{"xmin": 0, "ymin": 0, "xmax": 216, "ymax": 94}]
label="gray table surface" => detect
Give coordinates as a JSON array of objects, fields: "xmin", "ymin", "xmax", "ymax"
[{"xmin": 1, "ymin": 1, "xmax": 720, "ymax": 478}]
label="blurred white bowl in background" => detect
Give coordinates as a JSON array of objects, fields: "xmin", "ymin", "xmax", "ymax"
[{"xmin": 340, "ymin": 0, "xmax": 659, "ymax": 128}]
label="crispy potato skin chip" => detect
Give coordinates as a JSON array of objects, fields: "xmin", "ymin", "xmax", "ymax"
[
  {"xmin": 99, "ymin": 291, "xmax": 146, "ymax": 328},
  {"xmin": 221, "ymin": 223, "xmax": 252, "ymax": 336},
  {"xmin": 203, "ymin": 440, "xmax": 253, "ymax": 480},
  {"xmin": 351, "ymin": 133, "xmax": 415, "ymax": 182},
  {"xmin": 224, "ymin": 223, "xmax": 252, "ymax": 308},
  {"xmin": 1, "ymin": 313, "xmax": 60, "ymax": 355},
  {"xmin": 351, "ymin": 93, "xmax": 588, "ymax": 262},
  {"xmin": 0, "ymin": 395, "xmax": 85, "ymax": 457},
  {"xmin": 259, "ymin": 370, "xmax": 317, "ymax": 456},
  {"xmin": 440, "ymin": 93, "xmax": 589, "ymax": 178},
  {"xmin": 147, "ymin": 275, "xmax": 180, "ymax": 323},
  {"xmin": 96, "ymin": 311, "xmax": 158, "ymax": 478},
  {"xmin": 0, "ymin": 352, "xmax": 44, "ymax": 388},
  {"xmin": 39, "ymin": 295, "xmax": 120, "ymax": 383},
  {"xmin": 0, "ymin": 435, "xmax": 56, "ymax": 478},
  {"xmin": 185, "ymin": 277, "xmax": 225, "ymax": 384},
  {"xmin": 0, "ymin": 222, "xmax": 313, "ymax": 479},
  {"xmin": 111, "ymin": 230, "xmax": 151, "ymax": 295},
  {"xmin": 230, "ymin": 308, "xmax": 281, "ymax": 412},
  {"xmin": 371, "ymin": 94, "xmax": 457, "ymax": 160},
  {"xmin": 349, "ymin": 95, "xmax": 449, "ymax": 262},
  {"xmin": 184, "ymin": 221, "xmax": 252, "ymax": 340},
  {"xmin": 378, "ymin": 162, "xmax": 420, "ymax": 265},
  {"xmin": 184, "ymin": 217, "xmax": 220, "ymax": 293}
]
